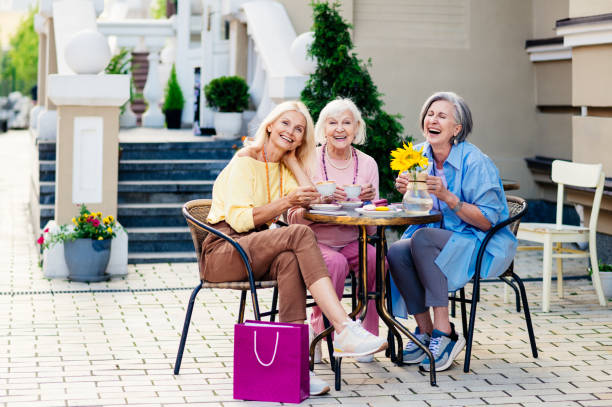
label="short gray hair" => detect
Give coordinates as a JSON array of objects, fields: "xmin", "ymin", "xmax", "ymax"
[
  {"xmin": 419, "ymin": 91, "xmax": 473, "ymax": 144},
  {"xmin": 314, "ymin": 98, "xmax": 366, "ymax": 145}
]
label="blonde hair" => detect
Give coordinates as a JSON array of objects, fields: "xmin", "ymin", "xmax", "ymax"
[
  {"xmin": 249, "ymin": 100, "xmax": 316, "ymax": 169},
  {"xmin": 314, "ymin": 98, "xmax": 366, "ymax": 146}
]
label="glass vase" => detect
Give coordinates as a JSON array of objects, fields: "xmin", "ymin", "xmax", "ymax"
[{"xmin": 402, "ymin": 178, "xmax": 433, "ymax": 215}]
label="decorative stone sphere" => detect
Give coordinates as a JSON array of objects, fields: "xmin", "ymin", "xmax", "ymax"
[
  {"xmin": 65, "ymin": 30, "xmax": 111, "ymax": 75},
  {"xmin": 290, "ymin": 32, "xmax": 317, "ymax": 75}
]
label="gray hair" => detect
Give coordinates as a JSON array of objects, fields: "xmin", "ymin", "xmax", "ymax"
[
  {"xmin": 314, "ymin": 98, "xmax": 366, "ymax": 146},
  {"xmin": 419, "ymin": 91, "xmax": 473, "ymax": 144}
]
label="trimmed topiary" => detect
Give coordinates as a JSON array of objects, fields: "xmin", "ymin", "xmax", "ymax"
[
  {"xmin": 204, "ymin": 76, "xmax": 249, "ymax": 113},
  {"xmin": 301, "ymin": 1, "xmax": 407, "ymax": 200},
  {"xmin": 163, "ymin": 64, "xmax": 185, "ymax": 112}
]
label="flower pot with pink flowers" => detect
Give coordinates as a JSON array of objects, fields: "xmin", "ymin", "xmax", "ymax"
[{"xmin": 38, "ymin": 205, "xmax": 127, "ymax": 282}]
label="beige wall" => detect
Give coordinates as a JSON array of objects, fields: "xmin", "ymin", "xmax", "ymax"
[
  {"xmin": 572, "ymin": 116, "xmax": 612, "ymax": 175},
  {"xmin": 275, "ymin": 0, "xmax": 353, "ymax": 34},
  {"xmin": 535, "ymin": 112, "xmax": 573, "ymax": 159},
  {"xmin": 573, "ymin": 44, "xmax": 612, "ymax": 106},
  {"xmin": 55, "ymin": 106, "xmax": 119, "ymax": 225},
  {"xmin": 534, "ymin": 60, "xmax": 571, "ymax": 105},
  {"xmin": 533, "ymin": 0, "xmax": 569, "ymax": 38},
  {"xmin": 569, "ymin": 0, "xmax": 612, "ymax": 18}
]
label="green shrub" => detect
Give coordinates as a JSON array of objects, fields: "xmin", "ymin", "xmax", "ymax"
[
  {"xmin": 204, "ymin": 76, "xmax": 249, "ymax": 113},
  {"xmin": 163, "ymin": 64, "xmax": 185, "ymax": 111},
  {"xmin": 150, "ymin": 0, "xmax": 166, "ymax": 19},
  {"xmin": 104, "ymin": 48, "xmax": 133, "ymax": 114},
  {"xmin": 301, "ymin": 1, "xmax": 408, "ymax": 200}
]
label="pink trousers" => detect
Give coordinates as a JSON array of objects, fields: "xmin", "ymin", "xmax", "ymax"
[{"xmin": 310, "ymin": 240, "xmax": 383, "ymax": 335}]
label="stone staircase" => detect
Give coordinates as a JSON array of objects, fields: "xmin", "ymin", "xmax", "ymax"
[{"xmin": 35, "ymin": 134, "xmax": 236, "ymax": 264}]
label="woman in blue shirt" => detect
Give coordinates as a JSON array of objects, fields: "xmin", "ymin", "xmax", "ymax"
[{"xmin": 387, "ymin": 91, "xmax": 517, "ymax": 372}]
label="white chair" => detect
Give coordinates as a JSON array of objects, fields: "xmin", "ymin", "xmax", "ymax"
[{"xmin": 517, "ymin": 160, "xmax": 607, "ymax": 312}]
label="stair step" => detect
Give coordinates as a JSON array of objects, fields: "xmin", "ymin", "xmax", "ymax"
[
  {"xmin": 127, "ymin": 251, "xmax": 196, "ymax": 264},
  {"xmin": 126, "ymin": 226, "xmax": 193, "ymax": 252},
  {"xmin": 40, "ymin": 181, "xmax": 214, "ymax": 204},
  {"xmin": 39, "ymin": 159, "xmax": 229, "ymax": 182},
  {"xmin": 40, "ymin": 203, "xmax": 190, "ymax": 233}
]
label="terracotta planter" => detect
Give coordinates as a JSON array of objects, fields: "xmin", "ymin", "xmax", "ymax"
[{"xmin": 64, "ymin": 238, "xmax": 111, "ymax": 282}]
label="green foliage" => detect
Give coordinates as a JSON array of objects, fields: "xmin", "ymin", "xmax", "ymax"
[
  {"xmin": 105, "ymin": 48, "xmax": 133, "ymax": 114},
  {"xmin": 163, "ymin": 64, "xmax": 184, "ymax": 111},
  {"xmin": 588, "ymin": 261, "xmax": 612, "ymax": 276},
  {"xmin": 301, "ymin": 1, "xmax": 408, "ymax": 200},
  {"xmin": 204, "ymin": 75, "xmax": 249, "ymax": 113},
  {"xmin": 0, "ymin": 8, "xmax": 38, "ymax": 96},
  {"xmin": 37, "ymin": 205, "xmax": 120, "ymax": 250},
  {"xmin": 150, "ymin": 0, "xmax": 166, "ymax": 19}
]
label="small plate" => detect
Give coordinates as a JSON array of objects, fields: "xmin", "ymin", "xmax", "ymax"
[
  {"xmin": 338, "ymin": 200, "xmax": 363, "ymax": 209},
  {"xmin": 355, "ymin": 207, "xmax": 403, "ymax": 218},
  {"xmin": 310, "ymin": 203, "xmax": 342, "ymax": 211}
]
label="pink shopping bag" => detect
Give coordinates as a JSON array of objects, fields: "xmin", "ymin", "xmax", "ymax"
[{"xmin": 233, "ymin": 320, "xmax": 309, "ymax": 403}]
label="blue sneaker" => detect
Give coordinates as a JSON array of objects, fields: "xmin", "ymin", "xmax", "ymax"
[
  {"xmin": 420, "ymin": 323, "xmax": 465, "ymax": 372},
  {"xmin": 402, "ymin": 327, "xmax": 430, "ymax": 364}
]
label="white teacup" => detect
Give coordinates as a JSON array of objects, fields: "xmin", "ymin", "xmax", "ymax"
[
  {"xmin": 343, "ymin": 184, "xmax": 361, "ymax": 200},
  {"xmin": 315, "ymin": 181, "xmax": 336, "ymax": 197}
]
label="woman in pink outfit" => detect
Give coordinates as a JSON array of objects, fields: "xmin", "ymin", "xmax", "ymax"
[{"xmin": 287, "ymin": 98, "xmax": 383, "ymax": 363}]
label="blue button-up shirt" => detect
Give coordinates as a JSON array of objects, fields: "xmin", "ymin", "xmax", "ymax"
[{"xmin": 391, "ymin": 141, "xmax": 517, "ymax": 316}]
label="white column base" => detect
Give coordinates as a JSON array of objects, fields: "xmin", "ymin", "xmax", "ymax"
[
  {"xmin": 119, "ymin": 105, "xmax": 138, "ymax": 128},
  {"xmin": 142, "ymin": 110, "xmax": 165, "ymax": 128}
]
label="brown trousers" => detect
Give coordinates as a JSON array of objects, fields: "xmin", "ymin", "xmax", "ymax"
[{"xmin": 201, "ymin": 222, "xmax": 330, "ymax": 322}]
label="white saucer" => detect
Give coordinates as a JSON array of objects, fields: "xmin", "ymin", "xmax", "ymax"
[
  {"xmin": 310, "ymin": 203, "xmax": 342, "ymax": 211},
  {"xmin": 355, "ymin": 207, "xmax": 403, "ymax": 218},
  {"xmin": 338, "ymin": 201, "xmax": 363, "ymax": 209}
]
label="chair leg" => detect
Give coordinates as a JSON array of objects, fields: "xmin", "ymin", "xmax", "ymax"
[
  {"xmin": 270, "ymin": 286, "xmax": 278, "ymax": 322},
  {"xmin": 500, "ymin": 276, "xmax": 521, "ymax": 313},
  {"xmin": 511, "ymin": 272, "xmax": 538, "ymax": 358},
  {"xmin": 334, "ymin": 357, "xmax": 342, "ymax": 391},
  {"xmin": 450, "ymin": 291, "xmax": 456, "ymax": 318},
  {"xmin": 459, "ymin": 288, "xmax": 468, "ymax": 339},
  {"xmin": 174, "ymin": 282, "xmax": 203, "ymax": 375},
  {"xmin": 589, "ymin": 235, "xmax": 607, "ymax": 306},
  {"xmin": 238, "ymin": 290, "xmax": 247, "ymax": 323},
  {"xmin": 555, "ymin": 242, "xmax": 564, "ymax": 298},
  {"xmin": 463, "ymin": 286, "xmax": 478, "ymax": 373},
  {"xmin": 323, "ymin": 315, "xmax": 335, "ymax": 371},
  {"xmin": 542, "ymin": 234, "xmax": 553, "ymax": 312}
]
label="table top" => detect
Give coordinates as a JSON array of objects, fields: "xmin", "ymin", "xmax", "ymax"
[
  {"xmin": 502, "ymin": 179, "xmax": 520, "ymax": 191},
  {"xmin": 303, "ymin": 210, "xmax": 442, "ymax": 226}
]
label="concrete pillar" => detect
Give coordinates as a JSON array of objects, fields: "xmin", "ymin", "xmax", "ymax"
[{"xmin": 175, "ymin": 0, "xmax": 194, "ymax": 126}]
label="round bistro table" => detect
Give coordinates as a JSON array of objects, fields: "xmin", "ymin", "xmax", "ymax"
[{"xmin": 304, "ymin": 209, "xmax": 442, "ymax": 389}]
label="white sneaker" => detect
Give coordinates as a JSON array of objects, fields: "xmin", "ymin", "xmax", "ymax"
[
  {"xmin": 308, "ymin": 325, "xmax": 323, "ymax": 364},
  {"xmin": 333, "ymin": 318, "xmax": 387, "ymax": 358},
  {"xmin": 309, "ymin": 371, "xmax": 330, "ymax": 396},
  {"xmin": 355, "ymin": 354, "xmax": 374, "ymax": 363}
]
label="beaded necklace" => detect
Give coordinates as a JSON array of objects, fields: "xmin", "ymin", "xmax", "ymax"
[
  {"xmin": 321, "ymin": 143, "xmax": 358, "ymax": 184},
  {"xmin": 262, "ymin": 145, "xmax": 282, "ymax": 223}
]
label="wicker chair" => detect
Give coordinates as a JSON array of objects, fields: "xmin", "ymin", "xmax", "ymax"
[
  {"xmin": 173, "ymin": 199, "xmax": 279, "ymax": 374},
  {"xmin": 448, "ymin": 195, "xmax": 538, "ymax": 372}
]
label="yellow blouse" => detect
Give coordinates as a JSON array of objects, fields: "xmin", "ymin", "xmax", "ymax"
[{"xmin": 207, "ymin": 156, "xmax": 298, "ymax": 232}]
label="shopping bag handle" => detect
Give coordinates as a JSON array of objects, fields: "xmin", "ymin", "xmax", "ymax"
[{"xmin": 253, "ymin": 331, "xmax": 279, "ymax": 367}]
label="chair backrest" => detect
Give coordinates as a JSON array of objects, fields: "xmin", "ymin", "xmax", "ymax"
[
  {"xmin": 505, "ymin": 195, "xmax": 527, "ymax": 236},
  {"xmin": 183, "ymin": 199, "xmax": 212, "ymax": 264},
  {"xmin": 551, "ymin": 160, "xmax": 605, "ymax": 230}
]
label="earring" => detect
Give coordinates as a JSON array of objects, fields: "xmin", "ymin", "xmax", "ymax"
[{"xmin": 453, "ymin": 136, "xmax": 458, "ymax": 145}]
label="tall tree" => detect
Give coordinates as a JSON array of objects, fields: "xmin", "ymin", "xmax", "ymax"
[
  {"xmin": 301, "ymin": 1, "xmax": 408, "ymax": 199},
  {"xmin": 0, "ymin": 8, "xmax": 38, "ymax": 95}
]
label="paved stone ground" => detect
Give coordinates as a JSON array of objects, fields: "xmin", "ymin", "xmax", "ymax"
[{"xmin": 1, "ymin": 130, "xmax": 611, "ymax": 406}]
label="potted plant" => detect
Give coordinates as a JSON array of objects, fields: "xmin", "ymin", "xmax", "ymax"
[
  {"xmin": 105, "ymin": 47, "xmax": 137, "ymax": 128},
  {"xmin": 591, "ymin": 261, "xmax": 612, "ymax": 299},
  {"xmin": 204, "ymin": 75, "xmax": 249, "ymax": 139},
  {"xmin": 163, "ymin": 64, "xmax": 185, "ymax": 129},
  {"xmin": 38, "ymin": 205, "xmax": 119, "ymax": 282}
]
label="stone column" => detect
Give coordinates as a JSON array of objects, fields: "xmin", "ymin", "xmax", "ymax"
[
  {"xmin": 175, "ymin": 0, "xmax": 194, "ymax": 126},
  {"xmin": 35, "ymin": 0, "xmax": 58, "ymax": 140},
  {"xmin": 47, "ymin": 31, "xmax": 129, "ymax": 225},
  {"xmin": 142, "ymin": 42, "xmax": 165, "ymax": 128}
]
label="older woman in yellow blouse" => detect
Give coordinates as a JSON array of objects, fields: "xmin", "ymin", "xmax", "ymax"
[{"xmin": 203, "ymin": 101, "xmax": 387, "ymax": 393}]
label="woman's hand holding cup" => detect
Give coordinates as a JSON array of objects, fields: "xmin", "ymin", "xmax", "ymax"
[
  {"xmin": 288, "ymin": 186, "xmax": 321, "ymax": 208},
  {"xmin": 358, "ymin": 183, "xmax": 375, "ymax": 201}
]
